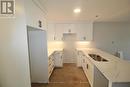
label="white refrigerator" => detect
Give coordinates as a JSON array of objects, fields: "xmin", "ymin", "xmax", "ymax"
[{"xmin": 27, "ymin": 26, "xmax": 48, "ymax": 83}]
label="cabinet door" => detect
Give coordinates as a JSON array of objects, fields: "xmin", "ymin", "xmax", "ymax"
[
  {"xmin": 82, "ymin": 55, "xmax": 87, "ymax": 72},
  {"xmin": 48, "ymin": 54, "xmax": 55, "ymax": 78},
  {"xmin": 77, "ymin": 51, "xmax": 82, "ymax": 67},
  {"xmin": 54, "ymin": 52, "xmax": 63, "ymax": 67},
  {"xmin": 28, "ymin": 30, "xmax": 48, "ymax": 83},
  {"xmin": 63, "ymin": 24, "xmax": 76, "ymax": 33},
  {"xmin": 47, "ymin": 23, "xmax": 55, "ymax": 41},
  {"xmin": 93, "ymin": 66, "xmax": 108, "ymax": 87},
  {"xmin": 86, "ymin": 58, "xmax": 94, "ymax": 87},
  {"xmin": 55, "ymin": 24, "xmax": 64, "ymax": 41},
  {"xmin": 76, "ymin": 23, "xmax": 93, "ymax": 41},
  {"xmin": 81, "ymin": 55, "xmax": 84, "ymax": 68},
  {"xmin": 55, "ymin": 24, "xmax": 77, "ymax": 41}
]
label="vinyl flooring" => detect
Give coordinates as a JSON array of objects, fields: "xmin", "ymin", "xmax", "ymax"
[{"xmin": 32, "ymin": 63, "xmax": 90, "ymax": 87}]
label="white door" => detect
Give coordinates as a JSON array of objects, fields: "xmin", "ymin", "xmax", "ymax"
[
  {"xmin": 28, "ymin": 29, "xmax": 48, "ymax": 83},
  {"xmin": 63, "ymin": 33, "xmax": 77, "ymax": 63}
]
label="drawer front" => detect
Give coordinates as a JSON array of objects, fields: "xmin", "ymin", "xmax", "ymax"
[
  {"xmin": 48, "ymin": 55, "xmax": 55, "ymax": 78},
  {"xmin": 49, "ymin": 58, "xmax": 54, "ymax": 64},
  {"xmin": 48, "ymin": 64, "xmax": 54, "ymax": 78}
]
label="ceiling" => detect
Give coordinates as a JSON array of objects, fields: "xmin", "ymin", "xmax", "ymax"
[{"xmin": 39, "ymin": 0, "xmax": 130, "ymax": 22}]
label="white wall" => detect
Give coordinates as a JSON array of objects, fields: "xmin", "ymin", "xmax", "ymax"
[
  {"xmin": 25, "ymin": 0, "xmax": 47, "ymax": 30},
  {"xmin": 92, "ymin": 22, "xmax": 130, "ymax": 60},
  {"xmin": 0, "ymin": 0, "xmax": 31, "ymax": 87}
]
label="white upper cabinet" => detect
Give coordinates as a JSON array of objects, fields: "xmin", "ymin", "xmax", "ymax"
[
  {"xmin": 55, "ymin": 24, "xmax": 64, "ymax": 41},
  {"xmin": 47, "ymin": 23, "xmax": 55, "ymax": 41},
  {"xmin": 63, "ymin": 24, "xmax": 77, "ymax": 33},
  {"xmin": 47, "ymin": 22, "xmax": 93, "ymax": 41},
  {"xmin": 25, "ymin": 0, "xmax": 47, "ymax": 30},
  {"xmin": 55, "ymin": 24, "xmax": 77, "ymax": 41},
  {"xmin": 76, "ymin": 23, "xmax": 93, "ymax": 41}
]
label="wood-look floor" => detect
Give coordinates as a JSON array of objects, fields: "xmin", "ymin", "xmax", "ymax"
[{"xmin": 32, "ymin": 63, "xmax": 90, "ymax": 87}]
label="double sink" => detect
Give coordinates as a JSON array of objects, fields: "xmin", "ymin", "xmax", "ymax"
[{"xmin": 88, "ymin": 54, "xmax": 108, "ymax": 62}]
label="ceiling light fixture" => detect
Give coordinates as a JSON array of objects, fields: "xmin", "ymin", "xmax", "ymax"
[{"xmin": 74, "ymin": 8, "xmax": 81, "ymax": 13}]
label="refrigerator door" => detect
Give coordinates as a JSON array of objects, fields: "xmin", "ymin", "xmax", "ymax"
[{"xmin": 28, "ymin": 28, "xmax": 48, "ymax": 83}]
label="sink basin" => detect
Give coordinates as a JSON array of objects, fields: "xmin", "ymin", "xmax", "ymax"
[{"xmin": 88, "ymin": 54, "xmax": 108, "ymax": 62}]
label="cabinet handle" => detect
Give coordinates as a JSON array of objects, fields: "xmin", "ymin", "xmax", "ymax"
[{"xmin": 87, "ymin": 64, "xmax": 89, "ymax": 69}]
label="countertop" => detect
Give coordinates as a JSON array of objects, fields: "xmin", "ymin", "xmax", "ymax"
[
  {"xmin": 48, "ymin": 48, "xmax": 63, "ymax": 56},
  {"xmin": 77, "ymin": 48, "xmax": 130, "ymax": 83}
]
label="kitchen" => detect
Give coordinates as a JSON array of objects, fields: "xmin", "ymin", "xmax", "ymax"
[{"xmin": 0, "ymin": 0, "xmax": 130, "ymax": 87}]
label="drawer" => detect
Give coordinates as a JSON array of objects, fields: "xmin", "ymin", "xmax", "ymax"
[
  {"xmin": 49, "ymin": 57, "xmax": 54, "ymax": 61},
  {"xmin": 49, "ymin": 62, "xmax": 54, "ymax": 70},
  {"xmin": 49, "ymin": 59, "xmax": 54, "ymax": 64},
  {"xmin": 49, "ymin": 58, "xmax": 54, "ymax": 63},
  {"xmin": 48, "ymin": 65, "xmax": 54, "ymax": 78}
]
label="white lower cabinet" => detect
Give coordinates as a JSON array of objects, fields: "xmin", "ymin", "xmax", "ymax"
[
  {"xmin": 93, "ymin": 66, "xmax": 109, "ymax": 87},
  {"xmin": 48, "ymin": 54, "xmax": 55, "ymax": 78},
  {"xmin": 78, "ymin": 51, "xmax": 130, "ymax": 87},
  {"xmin": 77, "ymin": 51, "xmax": 83, "ymax": 67},
  {"xmin": 48, "ymin": 51, "xmax": 63, "ymax": 78},
  {"xmin": 54, "ymin": 51, "xmax": 63, "ymax": 67},
  {"xmin": 86, "ymin": 57, "xmax": 94, "ymax": 87},
  {"xmin": 77, "ymin": 50, "xmax": 87, "ymax": 70},
  {"xmin": 78, "ymin": 51, "xmax": 94, "ymax": 87},
  {"xmin": 82, "ymin": 55, "xmax": 87, "ymax": 73}
]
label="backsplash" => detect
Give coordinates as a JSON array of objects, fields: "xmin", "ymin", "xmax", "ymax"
[{"xmin": 48, "ymin": 41, "xmax": 64, "ymax": 49}]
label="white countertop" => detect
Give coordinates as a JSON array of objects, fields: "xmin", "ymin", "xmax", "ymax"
[
  {"xmin": 48, "ymin": 48, "xmax": 63, "ymax": 56},
  {"xmin": 77, "ymin": 48, "xmax": 130, "ymax": 83}
]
